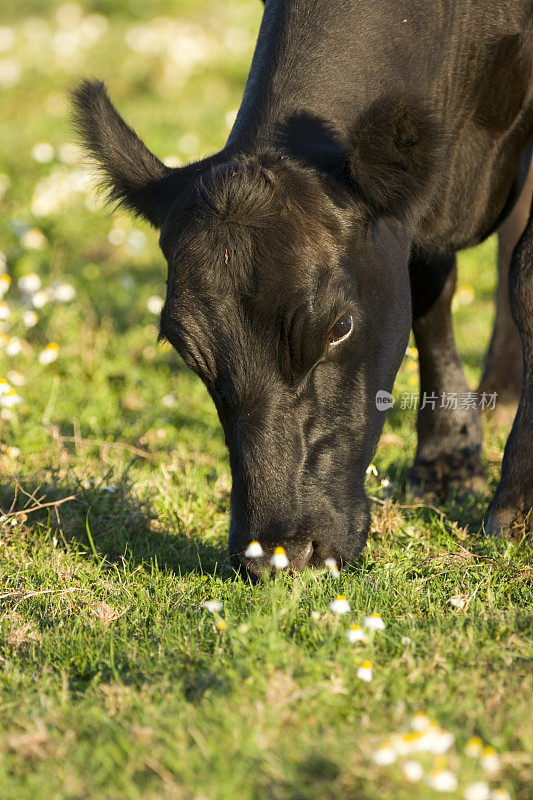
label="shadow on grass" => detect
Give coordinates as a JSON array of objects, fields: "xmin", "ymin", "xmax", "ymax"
[{"xmin": 0, "ymin": 471, "xmax": 234, "ymax": 580}]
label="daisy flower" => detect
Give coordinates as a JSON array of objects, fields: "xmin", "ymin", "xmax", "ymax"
[
  {"xmin": 39, "ymin": 343, "xmax": 59, "ymax": 365},
  {"xmin": 356, "ymin": 660, "xmax": 373, "ymax": 682},
  {"xmin": 491, "ymin": 790, "xmax": 511, "ymax": 800},
  {"xmin": 147, "ymin": 295, "xmax": 164, "ymax": 314},
  {"xmin": 18, "ymin": 272, "xmax": 41, "ymax": 294},
  {"xmin": 402, "ymin": 760, "xmax": 423, "ymax": 783},
  {"xmin": 372, "ymin": 745, "xmax": 396, "ymax": 765},
  {"xmin": 216, "ymin": 619, "xmax": 227, "ymax": 631},
  {"xmin": 22, "ymin": 310, "xmax": 38, "ymax": 327},
  {"xmin": 329, "ymin": 594, "xmax": 350, "ymax": 614},
  {"xmin": 347, "ymin": 625, "xmax": 367, "ymax": 643},
  {"xmin": 465, "ymin": 737, "xmax": 483, "ymax": 758},
  {"xmin": 7, "ymin": 371, "xmax": 25, "ymax": 386},
  {"xmin": 481, "ymin": 747, "xmax": 500, "ymax": 774},
  {"xmin": 202, "ymin": 600, "xmax": 223, "ymax": 613},
  {"xmin": 270, "ymin": 546, "xmax": 289, "ymax": 569},
  {"xmin": 0, "ymin": 274, "xmax": 10, "ymax": 296},
  {"xmin": 366, "ymin": 463, "xmax": 378, "ymax": 476},
  {"xmin": 52, "ymin": 282, "xmax": 76, "ymax": 302},
  {"xmin": 427, "ymin": 769, "xmax": 458, "ymax": 792},
  {"xmin": 0, "ymin": 301, "xmax": 10, "ymax": 320},
  {"xmin": 245, "ymin": 540, "xmax": 264, "ymax": 559},
  {"xmin": 0, "ymin": 388, "xmax": 22, "ymax": 408},
  {"xmin": 411, "ymin": 713, "xmax": 432, "ymax": 732},
  {"xmin": 325, "ymin": 557, "xmax": 340, "ymax": 578},
  {"xmin": 464, "ymin": 782, "xmax": 490, "ymax": 800},
  {"xmin": 363, "ymin": 613, "xmax": 386, "ymax": 630},
  {"xmin": 449, "ymin": 596, "xmax": 467, "ymax": 609}
]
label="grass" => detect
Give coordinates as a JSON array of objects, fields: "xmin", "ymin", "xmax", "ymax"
[{"xmin": 0, "ymin": 2, "xmax": 531, "ymax": 799}]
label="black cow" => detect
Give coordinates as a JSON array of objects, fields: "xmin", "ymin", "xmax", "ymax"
[{"xmin": 73, "ymin": 0, "xmax": 533, "ymax": 574}]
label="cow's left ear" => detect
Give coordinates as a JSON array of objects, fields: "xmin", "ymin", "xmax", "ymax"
[{"xmin": 347, "ymin": 95, "xmax": 443, "ymax": 224}]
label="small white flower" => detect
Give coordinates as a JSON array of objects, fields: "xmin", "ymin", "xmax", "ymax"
[
  {"xmin": 465, "ymin": 737, "xmax": 483, "ymax": 758},
  {"xmin": 449, "ymin": 595, "xmax": 467, "ymax": 609},
  {"xmin": 0, "ymin": 274, "xmax": 10, "ymax": 296},
  {"xmin": 0, "ymin": 380, "xmax": 10, "ymax": 395},
  {"xmin": 22, "ymin": 310, "xmax": 38, "ymax": 327},
  {"xmin": 52, "ymin": 282, "xmax": 75, "ymax": 302},
  {"xmin": 410, "ymin": 713, "xmax": 432, "ymax": 732},
  {"xmin": 356, "ymin": 660, "xmax": 373, "ymax": 682},
  {"xmin": 31, "ymin": 142, "xmax": 55, "ymax": 163},
  {"xmin": 427, "ymin": 769, "xmax": 458, "ymax": 792},
  {"xmin": 147, "ymin": 295, "xmax": 164, "ymax": 315},
  {"xmin": 245, "ymin": 540, "xmax": 264, "ymax": 559},
  {"xmin": 162, "ymin": 394, "xmax": 177, "ymax": 408},
  {"xmin": 202, "ymin": 600, "xmax": 223, "ymax": 613},
  {"xmin": 464, "ymin": 782, "xmax": 490, "ymax": 800},
  {"xmin": 5, "ymin": 337, "xmax": 21, "ymax": 356},
  {"xmin": 380, "ymin": 478, "xmax": 393, "ymax": 488},
  {"xmin": 32, "ymin": 290, "xmax": 49, "ymax": 309},
  {"xmin": 325, "ymin": 557, "xmax": 340, "ymax": 578},
  {"xmin": 18, "ymin": 272, "xmax": 42, "ymax": 294},
  {"xmin": 270, "ymin": 546, "xmax": 289, "ymax": 569},
  {"xmin": 402, "ymin": 760, "xmax": 423, "ymax": 783},
  {"xmin": 7, "ymin": 446, "xmax": 20, "ymax": 458},
  {"xmin": 401, "ymin": 636, "xmax": 412, "ymax": 646},
  {"xmin": 0, "ymin": 58, "xmax": 21, "ymax": 88},
  {"xmin": 481, "ymin": 747, "xmax": 500, "ymax": 774},
  {"xmin": 7, "ymin": 371, "xmax": 25, "ymax": 386},
  {"xmin": 366, "ymin": 463, "xmax": 378, "ymax": 476},
  {"xmin": 490, "ymin": 790, "xmax": 511, "ymax": 800},
  {"xmin": 107, "ymin": 227, "xmax": 126, "ymax": 246},
  {"xmin": 363, "ymin": 613, "xmax": 386, "ymax": 630},
  {"xmin": 372, "ymin": 745, "xmax": 396, "ymax": 765},
  {"xmin": 21, "ymin": 228, "xmax": 47, "ymax": 250},
  {"xmin": 0, "ymin": 26, "xmax": 15, "ymax": 53},
  {"xmin": 38, "ymin": 342, "xmax": 59, "ymax": 365},
  {"xmin": 0, "ymin": 301, "xmax": 10, "ymax": 320},
  {"xmin": 329, "ymin": 594, "xmax": 350, "ymax": 614},
  {"xmin": 347, "ymin": 625, "xmax": 367, "ymax": 643},
  {"xmin": 0, "ymin": 389, "xmax": 22, "ymax": 408},
  {"xmin": 58, "ymin": 142, "xmax": 81, "ymax": 165}
]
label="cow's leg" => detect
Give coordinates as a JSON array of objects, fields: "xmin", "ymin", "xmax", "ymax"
[
  {"xmin": 485, "ymin": 197, "xmax": 533, "ymax": 537},
  {"xmin": 408, "ymin": 249, "xmax": 485, "ymax": 496},
  {"xmin": 479, "ymin": 159, "xmax": 533, "ymax": 409}
]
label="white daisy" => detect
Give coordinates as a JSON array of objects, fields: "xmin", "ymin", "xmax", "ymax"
[
  {"xmin": 329, "ymin": 595, "xmax": 350, "ymax": 614},
  {"xmin": 245, "ymin": 541, "xmax": 264, "ymax": 559},
  {"xmin": 363, "ymin": 613, "xmax": 386, "ymax": 630},
  {"xmin": 270, "ymin": 546, "xmax": 289, "ymax": 569}
]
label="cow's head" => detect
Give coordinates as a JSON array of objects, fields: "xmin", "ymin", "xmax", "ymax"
[{"xmin": 73, "ymin": 81, "xmax": 442, "ymax": 574}]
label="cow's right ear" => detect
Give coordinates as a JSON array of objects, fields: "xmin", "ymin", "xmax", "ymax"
[
  {"xmin": 71, "ymin": 80, "xmax": 179, "ymax": 228},
  {"xmin": 347, "ymin": 95, "xmax": 444, "ymax": 226}
]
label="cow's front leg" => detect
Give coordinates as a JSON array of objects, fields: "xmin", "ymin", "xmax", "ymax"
[
  {"xmin": 486, "ymin": 197, "xmax": 533, "ymax": 537},
  {"xmin": 408, "ymin": 249, "xmax": 485, "ymax": 497}
]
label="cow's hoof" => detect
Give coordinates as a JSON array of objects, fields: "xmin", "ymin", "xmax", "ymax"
[
  {"xmin": 408, "ymin": 454, "xmax": 487, "ymax": 500},
  {"xmin": 484, "ymin": 505, "xmax": 532, "ymax": 539}
]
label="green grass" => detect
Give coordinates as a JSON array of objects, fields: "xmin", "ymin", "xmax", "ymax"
[{"xmin": 0, "ymin": 2, "xmax": 531, "ymax": 799}]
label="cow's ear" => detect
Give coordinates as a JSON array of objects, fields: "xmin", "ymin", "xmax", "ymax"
[
  {"xmin": 72, "ymin": 80, "xmax": 177, "ymax": 227},
  {"xmin": 347, "ymin": 96, "xmax": 443, "ymax": 224}
]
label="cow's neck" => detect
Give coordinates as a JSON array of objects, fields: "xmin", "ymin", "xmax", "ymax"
[{"xmin": 226, "ymin": 0, "xmax": 441, "ymax": 168}]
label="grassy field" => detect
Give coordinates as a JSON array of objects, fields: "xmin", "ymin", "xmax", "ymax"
[{"xmin": 0, "ymin": 2, "xmax": 531, "ymax": 799}]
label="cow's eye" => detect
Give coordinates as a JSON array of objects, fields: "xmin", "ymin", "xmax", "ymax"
[{"xmin": 328, "ymin": 314, "xmax": 353, "ymax": 345}]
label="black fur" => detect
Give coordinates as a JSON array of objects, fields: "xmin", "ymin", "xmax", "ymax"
[{"xmin": 74, "ymin": 0, "xmax": 533, "ymax": 572}]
